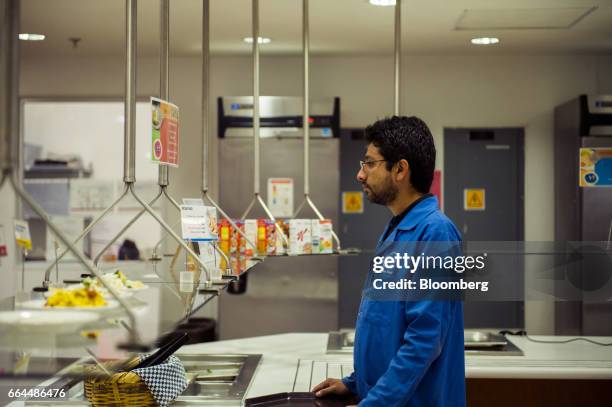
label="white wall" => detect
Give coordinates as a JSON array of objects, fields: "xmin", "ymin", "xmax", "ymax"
[{"xmin": 8, "ymin": 52, "xmax": 612, "ymax": 333}]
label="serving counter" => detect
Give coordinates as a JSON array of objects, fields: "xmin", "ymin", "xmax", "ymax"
[
  {"xmin": 178, "ymin": 332, "xmax": 612, "ymax": 407},
  {"xmin": 5, "ymin": 332, "xmax": 612, "ymax": 406}
]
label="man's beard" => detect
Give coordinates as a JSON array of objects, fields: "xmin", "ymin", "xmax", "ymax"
[{"xmin": 363, "ymin": 176, "xmax": 398, "ymax": 205}]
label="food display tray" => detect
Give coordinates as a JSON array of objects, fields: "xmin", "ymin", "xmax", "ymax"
[{"xmin": 245, "ymin": 392, "xmax": 359, "ymax": 407}]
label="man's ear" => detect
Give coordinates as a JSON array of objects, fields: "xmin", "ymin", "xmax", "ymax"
[{"xmin": 395, "ymin": 159, "xmax": 410, "ymax": 182}]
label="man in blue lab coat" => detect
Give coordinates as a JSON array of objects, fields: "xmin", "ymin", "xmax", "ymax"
[{"xmin": 313, "ymin": 116, "xmax": 465, "ymax": 406}]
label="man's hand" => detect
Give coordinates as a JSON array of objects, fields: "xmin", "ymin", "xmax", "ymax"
[{"xmin": 312, "ymin": 378, "xmax": 351, "ymax": 398}]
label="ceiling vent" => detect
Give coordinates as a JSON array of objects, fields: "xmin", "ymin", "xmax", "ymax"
[{"xmin": 455, "ymin": 6, "xmax": 597, "ymax": 30}]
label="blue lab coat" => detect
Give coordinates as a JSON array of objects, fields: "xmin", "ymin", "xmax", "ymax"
[{"xmin": 342, "ymin": 196, "xmax": 466, "ymax": 406}]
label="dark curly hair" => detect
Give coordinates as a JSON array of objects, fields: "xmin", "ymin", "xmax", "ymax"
[{"xmin": 364, "ymin": 116, "xmax": 436, "ymax": 194}]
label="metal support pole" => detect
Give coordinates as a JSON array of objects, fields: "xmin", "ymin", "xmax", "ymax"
[
  {"xmin": 0, "ymin": 0, "xmax": 19, "ymax": 173},
  {"xmin": 305, "ymin": 196, "xmax": 341, "ymax": 250},
  {"xmin": 203, "ymin": 193, "xmax": 259, "ymax": 256},
  {"xmin": 393, "ymin": 0, "xmax": 401, "ymax": 116},
  {"xmin": 43, "ymin": 184, "xmax": 130, "ymax": 286},
  {"xmin": 242, "ymin": 195, "xmax": 289, "ymax": 248},
  {"xmin": 163, "ymin": 187, "xmax": 233, "ymax": 277},
  {"xmin": 128, "ymin": 184, "xmax": 212, "ymax": 285},
  {"xmin": 10, "ymin": 177, "xmax": 142, "ymax": 344},
  {"xmin": 0, "ymin": 0, "xmax": 144, "ymax": 347},
  {"xmin": 239, "ymin": 0, "xmax": 289, "ymax": 249},
  {"xmin": 124, "ymin": 0, "xmax": 137, "ymax": 183},
  {"xmin": 201, "ymin": 0, "xmax": 210, "ymax": 193},
  {"xmin": 199, "ymin": 1, "xmax": 259, "ymax": 257},
  {"xmin": 292, "ymin": 0, "xmax": 342, "ymax": 252},
  {"xmin": 252, "ymin": 0, "xmax": 260, "ymax": 195},
  {"xmin": 0, "ymin": 0, "xmax": 15, "ymax": 171},
  {"xmin": 93, "ymin": 189, "xmax": 162, "ymax": 266},
  {"xmin": 158, "ymin": 0, "xmax": 170, "ymax": 187},
  {"xmin": 303, "ymin": 0, "xmax": 310, "ymax": 196}
]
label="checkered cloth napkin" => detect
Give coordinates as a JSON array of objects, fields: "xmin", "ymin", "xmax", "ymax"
[{"xmin": 132, "ymin": 354, "xmax": 188, "ymax": 406}]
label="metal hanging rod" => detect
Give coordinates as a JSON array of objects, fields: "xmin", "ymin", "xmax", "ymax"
[
  {"xmin": 161, "ymin": 185, "xmax": 234, "ymax": 280},
  {"xmin": 292, "ymin": 0, "xmax": 341, "ymax": 252},
  {"xmin": 42, "ymin": 184, "xmax": 129, "ymax": 286},
  {"xmin": 393, "ymin": 0, "xmax": 401, "ymax": 116},
  {"xmin": 158, "ymin": 0, "xmax": 170, "ymax": 187},
  {"xmin": 93, "ymin": 189, "xmax": 162, "ymax": 266},
  {"xmin": 0, "ymin": 0, "xmax": 12, "ymax": 172},
  {"xmin": 239, "ymin": 0, "xmax": 288, "ymax": 248},
  {"xmin": 199, "ymin": 0, "xmax": 259, "ymax": 257},
  {"xmin": 43, "ymin": 0, "xmax": 173, "ymax": 285},
  {"xmin": 0, "ymin": 0, "xmax": 143, "ymax": 348},
  {"xmin": 90, "ymin": 0, "xmax": 212, "ymax": 293}
]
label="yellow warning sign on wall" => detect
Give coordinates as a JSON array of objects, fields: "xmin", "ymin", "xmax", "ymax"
[
  {"xmin": 342, "ymin": 191, "xmax": 364, "ymax": 214},
  {"xmin": 464, "ymin": 189, "xmax": 485, "ymax": 211}
]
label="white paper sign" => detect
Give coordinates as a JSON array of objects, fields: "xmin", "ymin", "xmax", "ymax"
[
  {"xmin": 267, "ymin": 178, "xmax": 294, "ymax": 218},
  {"xmin": 180, "ymin": 205, "xmax": 218, "ymax": 242},
  {"xmin": 0, "ymin": 224, "xmax": 8, "ymax": 257},
  {"xmin": 14, "ymin": 220, "xmax": 32, "ymax": 251}
]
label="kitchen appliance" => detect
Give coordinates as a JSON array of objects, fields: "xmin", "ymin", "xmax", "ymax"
[
  {"xmin": 554, "ymin": 94, "xmax": 612, "ymax": 335},
  {"xmin": 218, "ymin": 96, "xmax": 340, "ymax": 139},
  {"xmin": 217, "ymin": 97, "xmax": 340, "ymax": 339}
]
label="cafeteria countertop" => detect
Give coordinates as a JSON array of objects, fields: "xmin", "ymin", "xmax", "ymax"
[
  {"xmin": 177, "ymin": 332, "xmax": 612, "ymax": 400},
  {"xmin": 5, "ymin": 332, "xmax": 611, "ymax": 406}
]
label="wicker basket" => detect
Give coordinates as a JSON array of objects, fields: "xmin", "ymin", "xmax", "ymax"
[{"xmin": 83, "ymin": 358, "xmax": 157, "ymax": 407}]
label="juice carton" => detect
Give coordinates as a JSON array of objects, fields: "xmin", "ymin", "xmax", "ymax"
[
  {"xmin": 244, "ymin": 219, "xmax": 258, "ymax": 256},
  {"xmin": 257, "ymin": 219, "xmax": 267, "ymax": 255},
  {"xmin": 318, "ymin": 219, "xmax": 333, "ymax": 254},
  {"xmin": 311, "ymin": 220, "xmax": 320, "ymax": 253}
]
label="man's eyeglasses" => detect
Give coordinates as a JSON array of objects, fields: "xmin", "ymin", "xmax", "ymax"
[{"xmin": 359, "ymin": 159, "xmax": 386, "ymax": 172}]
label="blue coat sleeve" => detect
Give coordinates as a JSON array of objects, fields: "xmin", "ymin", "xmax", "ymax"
[
  {"xmin": 342, "ymin": 371, "xmax": 358, "ymax": 394},
  {"xmin": 358, "ymin": 225, "xmax": 459, "ymax": 406}
]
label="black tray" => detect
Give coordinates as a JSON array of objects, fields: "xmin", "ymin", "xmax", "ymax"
[{"xmin": 245, "ymin": 392, "xmax": 359, "ymax": 406}]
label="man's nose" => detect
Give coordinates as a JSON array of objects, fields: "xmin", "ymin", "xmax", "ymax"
[{"xmin": 356, "ymin": 168, "xmax": 366, "ymax": 182}]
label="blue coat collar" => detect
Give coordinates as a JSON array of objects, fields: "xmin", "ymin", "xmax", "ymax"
[{"xmin": 377, "ymin": 195, "xmax": 439, "ymax": 248}]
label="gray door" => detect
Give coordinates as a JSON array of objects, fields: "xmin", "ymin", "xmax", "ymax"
[{"xmin": 444, "ymin": 128, "xmax": 524, "ymax": 328}]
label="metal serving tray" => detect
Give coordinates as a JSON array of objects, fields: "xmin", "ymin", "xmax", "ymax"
[
  {"xmin": 327, "ymin": 330, "xmax": 523, "ymax": 356},
  {"xmin": 24, "ymin": 353, "xmax": 262, "ymax": 406},
  {"xmin": 246, "ymin": 392, "xmax": 359, "ymax": 407}
]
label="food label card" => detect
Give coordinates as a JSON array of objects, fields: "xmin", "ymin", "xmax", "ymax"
[
  {"xmin": 180, "ymin": 205, "xmax": 218, "ymax": 242},
  {"xmin": 0, "ymin": 224, "xmax": 8, "ymax": 257}
]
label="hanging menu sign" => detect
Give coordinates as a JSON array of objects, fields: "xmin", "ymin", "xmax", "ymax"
[{"xmin": 151, "ymin": 97, "xmax": 180, "ymax": 167}]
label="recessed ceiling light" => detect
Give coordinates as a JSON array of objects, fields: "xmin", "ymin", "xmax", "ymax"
[
  {"xmin": 471, "ymin": 37, "xmax": 500, "ymax": 45},
  {"xmin": 243, "ymin": 37, "xmax": 271, "ymax": 44},
  {"xmin": 19, "ymin": 33, "xmax": 45, "ymax": 41},
  {"xmin": 369, "ymin": 0, "xmax": 396, "ymax": 6}
]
